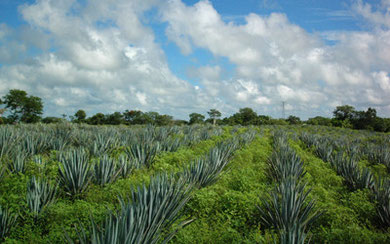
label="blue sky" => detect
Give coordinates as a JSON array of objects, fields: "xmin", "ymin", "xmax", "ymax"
[{"xmin": 0, "ymin": 0, "xmax": 389, "ymax": 120}]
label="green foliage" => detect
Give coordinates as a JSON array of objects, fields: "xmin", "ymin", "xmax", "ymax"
[
  {"xmin": 0, "ymin": 89, "xmax": 43, "ymax": 123},
  {"xmin": 74, "ymin": 110, "xmax": 87, "ymax": 123},
  {"xmin": 286, "ymin": 115, "xmax": 301, "ymax": 125},
  {"xmin": 189, "ymin": 113, "xmax": 205, "ymax": 124}
]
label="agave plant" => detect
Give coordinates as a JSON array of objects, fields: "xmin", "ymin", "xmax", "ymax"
[
  {"xmin": 26, "ymin": 176, "xmax": 57, "ymax": 218},
  {"xmin": 58, "ymin": 148, "xmax": 92, "ymax": 197},
  {"xmin": 330, "ymin": 153, "xmax": 374, "ymax": 191},
  {"xmin": 181, "ymin": 158, "xmax": 219, "ymax": 188},
  {"xmin": 125, "ymin": 142, "xmax": 161, "ymax": 168},
  {"xmin": 257, "ymin": 179, "xmax": 321, "ymax": 243},
  {"xmin": 366, "ymin": 145, "xmax": 390, "ymax": 172},
  {"xmin": 0, "ymin": 205, "xmax": 18, "ymax": 241},
  {"xmin": 159, "ymin": 137, "xmax": 183, "ymax": 152},
  {"xmin": 69, "ymin": 174, "xmax": 194, "ymax": 244},
  {"xmin": 181, "ymin": 140, "xmax": 238, "ymax": 188},
  {"xmin": 93, "ymin": 155, "xmax": 121, "ymax": 186},
  {"xmin": 0, "ymin": 165, "xmax": 5, "ymax": 182},
  {"xmin": 278, "ymin": 223, "xmax": 309, "ymax": 244},
  {"xmin": 238, "ymin": 130, "xmax": 257, "ymax": 146},
  {"xmin": 372, "ymin": 178, "xmax": 390, "ymax": 227},
  {"xmin": 314, "ymin": 141, "xmax": 333, "ymax": 163},
  {"xmin": 7, "ymin": 153, "xmax": 27, "ymax": 174},
  {"xmin": 268, "ymin": 148, "xmax": 306, "ymax": 182},
  {"xmin": 118, "ymin": 154, "xmax": 136, "ymax": 178},
  {"xmin": 0, "ymin": 127, "xmax": 19, "ymax": 159}
]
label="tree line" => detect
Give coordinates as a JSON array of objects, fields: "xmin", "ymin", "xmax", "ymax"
[{"xmin": 1, "ymin": 89, "xmax": 390, "ymax": 132}]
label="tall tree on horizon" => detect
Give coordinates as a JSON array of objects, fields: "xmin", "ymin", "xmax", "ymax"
[
  {"xmin": 0, "ymin": 89, "xmax": 43, "ymax": 123},
  {"xmin": 207, "ymin": 109, "xmax": 221, "ymax": 126}
]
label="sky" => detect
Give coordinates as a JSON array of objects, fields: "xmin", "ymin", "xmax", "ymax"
[{"xmin": 0, "ymin": 0, "xmax": 389, "ymax": 120}]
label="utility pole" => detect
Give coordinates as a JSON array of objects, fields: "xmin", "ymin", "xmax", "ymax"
[{"xmin": 282, "ymin": 101, "xmax": 286, "ymax": 119}]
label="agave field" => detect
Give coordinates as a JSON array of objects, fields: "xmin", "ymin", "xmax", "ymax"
[{"xmin": 0, "ymin": 124, "xmax": 390, "ymax": 243}]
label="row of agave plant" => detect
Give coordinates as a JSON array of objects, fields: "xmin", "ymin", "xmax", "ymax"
[
  {"xmin": 0, "ymin": 126, "xmax": 255, "ymax": 242},
  {"xmin": 299, "ymin": 131, "xmax": 390, "ymax": 228},
  {"xmin": 64, "ymin": 129, "xmax": 257, "ymax": 243},
  {"xmin": 0, "ymin": 124, "xmax": 223, "ymax": 179},
  {"xmin": 0, "ymin": 123, "xmax": 222, "ymax": 162},
  {"xmin": 257, "ymin": 131, "xmax": 321, "ymax": 243}
]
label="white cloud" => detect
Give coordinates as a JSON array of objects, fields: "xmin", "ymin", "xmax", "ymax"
[
  {"xmin": 160, "ymin": 0, "xmax": 390, "ymax": 118},
  {"xmin": 0, "ymin": 0, "xmax": 390, "ymax": 120},
  {"xmin": 0, "ymin": 0, "xmax": 219, "ymax": 119}
]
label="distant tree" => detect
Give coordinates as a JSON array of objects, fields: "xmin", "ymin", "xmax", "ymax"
[
  {"xmin": 374, "ymin": 117, "xmax": 390, "ymax": 132},
  {"xmin": 0, "ymin": 89, "xmax": 43, "ymax": 123},
  {"xmin": 333, "ymin": 105, "xmax": 355, "ymax": 121},
  {"xmin": 106, "ymin": 112, "xmax": 123, "ymax": 125},
  {"xmin": 207, "ymin": 109, "xmax": 222, "ymax": 125},
  {"xmin": 74, "ymin": 110, "xmax": 87, "ymax": 123},
  {"xmin": 228, "ymin": 107, "xmax": 257, "ymax": 125},
  {"xmin": 173, "ymin": 119, "xmax": 188, "ymax": 126},
  {"xmin": 256, "ymin": 115, "xmax": 271, "ymax": 125},
  {"xmin": 42, "ymin": 117, "xmax": 63, "ymax": 124},
  {"xmin": 207, "ymin": 109, "xmax": 221, "ymax": 125},
  {"xmin": 189, "ymin": 113, "xmax": 205, "ymax": 124},
  {"xmin": 88, "ymin": 113, "xmax": 106, "ymax": 125},
  {"xmin": 155, "ymin": 114, "xmax": 173, "ymax": 126},
  {"xmin": 123, "ymin": 110, "xmax": 142, "ymax": 125},
  {"xmin": 286, "ymin": 115, "xmax": 301, "ymax": 125},
  {"xmin": 306, "ymin": 116, "xmax": 332, "ymax": 126},
  {"xmin": 238, "ymin": 108, "xmax": 257, "ymax": 125},
  {"xmin": 351, "ymin": 107, "xmax": 377, "ymax": 130}
]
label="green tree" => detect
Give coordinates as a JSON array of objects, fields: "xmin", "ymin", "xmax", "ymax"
[
  {"xmin": 155, "ymin": 114, "xmax": 173, "ymax": 126},
  {"xmin": 74, "ymin": 110, "xmax": 87, "ymax": 123},
  {"xmin": 123, "ymin": 110, "xmax": 142, "ymax": 125},
  {"xmin": 207, "ymin": 109, "xmax": 221, "ymax": 125},
  {"xmin": 306, "ymin": 116, "xmax": 332, "ymax": 126},
  {"xmin": 106, "ymin": 112, "xmax": 123, "ymax": 125},
  {"xmin": 88, "ymin": 113, "xmax": 106, "ymax": 125},
  {"xmin": 189, "ymin": 113, "xmax": 205, "ymax": 124},
  {"xmin": 0, "ymin": 89, "xmax": 43, "ymax": 123},
  {"xmin": 228, "ymin": 107, "xmax": 257, "ymax": 125},
  {"xmin": 286, "ymin": 115, "xmax": 301, "ymax": 125},
  {"xmin": 333, "ymin": 105, "xmax": 355, "ymax": 121},
  {"xmin": 42, "ymin": 117, "xmax": 63, "ymax": 124}
]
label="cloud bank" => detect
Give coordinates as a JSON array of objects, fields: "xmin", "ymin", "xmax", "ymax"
[{"xmin": 0, "ymin": 0, "xmax": 389, "ymax": 119}]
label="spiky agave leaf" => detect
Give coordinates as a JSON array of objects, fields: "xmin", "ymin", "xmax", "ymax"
[
  {"xmin": 26, "ymin": 176, "xmax": 57, "ymax": 218},
  {"xmin": 278, "ymin": 223, "xmax": 309, "ymax": 244},
  {"xmin": 0, "ymin": 205, "xmax": 18, "ymax": 241},
  {"xmin": 373, "ymin": 178, "xmax": 390, "ymax": 227},
  {"xmin": 125, "ymin": 142, "xmax": 161, "ymax": 168},
  {"xmin": 58, "ymin": 148, "xmax": 92, "ymax": 197},
  {"xmin": 314, "ymin": 141, "xmax": 333, "ymax": 163},
  {"xmin": 0, "ymin": 127, "xmax": 19, "ymax": 159},
  {"xmin": 258, "ymin": 179, "xmax": 321, "ymax": 233},
  {"xmin": 181, "ymin": 158, "xmax": 218, "ymax": 188},
  {"xmin": 258, "ymin": 178, "xmax": 321, "ymax": 243},
  {"xmin": 330, "ymin": 153, "xmax": 374, "ymax": 191},
  {"xmin": 268, "ymin": 146, "xmax": 305, "ymax": 182},
  {"xmin": 7, "ymin": 152, "xmax": 27, "ymax": 174},
  {"xmin": 93, "ymin": 155, "xmax": 121, "ymax": 186},
  {"xmin": 70, "ymin": 174, "xmax": 194, "ymax": 244},
  {"xmin": 118, "ymin": 154, "xmax": 136, "ymax": 178}
]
